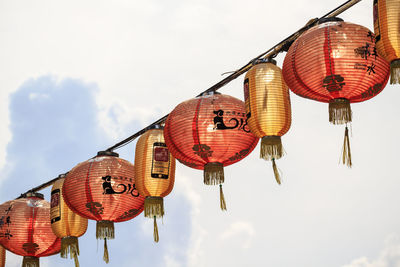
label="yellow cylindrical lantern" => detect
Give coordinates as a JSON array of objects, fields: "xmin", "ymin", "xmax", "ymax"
[
  {"xmin": 374, "ymin": 0, "xmax": 400, "ymax": 84},
  {"xmin": 135, "ymin": 126, "xmax": 175, "ymax": 242},
  {"xmin": 0, "ymin": 245, "xmax": 5, "ymax": 267},
  {"xmin": 244, "ymin": 59, "xmax": 291, "ymax": 184},
  {"xmin": 51, "ymin": 177, "xmax": 88, "ymax": 267}
]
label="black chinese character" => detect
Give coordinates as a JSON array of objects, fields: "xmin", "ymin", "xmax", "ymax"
[
  {"xmin": 367, "ymin": 63, "xmax": 376, "ymax": 75},
  {"xmin": 323, "ymin": 74, "xmax": 346, "ymax": 92}
]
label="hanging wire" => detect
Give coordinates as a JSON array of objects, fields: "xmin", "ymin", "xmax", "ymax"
[{"xmin": 16, "ymin": 0, "xmax": 362, "ymax": 198}]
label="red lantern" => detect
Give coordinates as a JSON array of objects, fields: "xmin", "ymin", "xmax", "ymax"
[
  {"xmin": 62, "ymin": 151, "xmax": 145, "ymax": 263},
  {"xmin": 164, "ymin": 92, "xmax": 259, "ymax": 210},
  {"xmin": 282, "ymin": 18, "xmax": 390, "ymax": 166},
  {"xmin": 0, "ymin": 193, "xmax": 61, "ymax": 267}
]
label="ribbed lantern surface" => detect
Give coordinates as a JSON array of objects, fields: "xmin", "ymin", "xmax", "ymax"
[
  {"xmin": 283, "ymin": 19, "xmax": 390, "ymax": 108},
  {"xmin": 164, "ymin": 93, "xmax": 259, "ymax": 210},
  {"xmin": 244, "ymin": 60, "xmax": 291, "ymax": 184},
  {"xmin": 282, "ymin": 19, "xmax": 390, "ymax": 167},
  {"xmin": 374, "ymin": 0, "xmax": 400, "ymax": 84},
  {"xmin": 135, "ymin": 127, "xmax": 176, "ymax": 242},
  {"xmin": 0, "ymin": 194, "xmax": 61, "ymax": 267},
  {"xmin": 51, "ymin": 178, "xmax": 87, "ymax": 267},
  {"xmin": 62, "ymin": 151, "xmax": 145, "ymax": 263},
  {"xmin": 0, "ymin": 245, "xmax": 5, "ymax": 267}
]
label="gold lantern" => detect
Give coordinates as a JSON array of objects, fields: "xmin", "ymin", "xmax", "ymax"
[
  {"xmin": 374, "ymin": 0, "xmax": 400, "ymax": 84},
  {"xmin": 135, "ymin": 126, "xmax": 175, "ymax": 242},
  {"xmin": 51, "ymin": 177, "xmax": 88, "ymax": 267},
  {"xmin": 244, "ymin": 59, "xmax": 291, "ymax": 184},
  {"xmin": 0, "ymin": 245, "xmax": 5, "ymax": 267}
]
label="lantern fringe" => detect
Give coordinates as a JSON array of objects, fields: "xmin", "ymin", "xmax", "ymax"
[
  {"xmin": 204, "ymin": 162, "xmax": 224, "ymax": 185},
  {"xmin": 103, "ymin": 238, "xmax": 109, "ymax": 264},
  {"xmin": 153, "ymin": 216, "xmax": 159, "ymax": 243},
  {"xmin": 145, "ymin": 197, "xmax": 164, "ymax": 218},
  {"xmin": 219, "ymin": 184, "xmax": 227, "ymax": 211},
  {"xmin": 260, "ymin": 136, "xmax": 284, "ymax": 160},
  {"xmin": 61, "ymin": 236, "xmax": 80, "ymax": 267},
  {"xmin": 22, "ymin": 256, "xmax": 39, "ymax": 267},
  {"xmin": 390, "ymin": 60, "xmax": 400, "ymax": 84},
  {"xmin": 329, "ymin": 98, "xmax": 352, "ymax": 125},
  {"xmin": 341, "ymin": 126, "xmax": 352, "ymax": 168},
  {"xmin": 272, "ymin": 159, "xmax": 282, "ymax": 185},
  {"xmin": 96, "ymin": 221, "xmax": 115, "ymax": 240}
]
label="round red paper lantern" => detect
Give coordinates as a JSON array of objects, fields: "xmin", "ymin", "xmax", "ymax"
[
  {"xmin": 282, "ymin": 18, "xmax": 390, "ymax": 166},
  {"xmin": 164, "ymin": 92, "xmax": 259, "ymax": 210},
  {"xmin": 62, "ymin": 151, "xmax": 145, "ymax": 263},
  {"xmin": 0, "ymin": 193, "xmax": 61, "ymax": 267}
]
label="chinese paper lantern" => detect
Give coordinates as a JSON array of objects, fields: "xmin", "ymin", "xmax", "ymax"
[
  {"xmin": 282, "ymin": 18, "xmax": 390, "ymax": 167},
  {"xmin": 164, "ymin": 92, "xmax": 259, "ymax": 210},
  {"xmin": 135, "ymin": 126, "xmax": 176, "ymax": 242},
  {"xmin": 0, "ymin": 245, "xmax": 5, "ymax": 267},
  {"xmin": 62, "ymin": 151, "xmax": 145, "ymax": 263},
  {"xmin": 51, "ymin": 176, "xmax": 88, "ymax": 267},
  {"xmin": 374, "ymin": 0, "xmax": 400, "ymax": 84},
  {"xmin": 0, "ymin": 193, "xmax": 61, "ymax": 267},
  {"xmin": 244, "ymin": 59, "xmax": 291, "ymax": 184}
]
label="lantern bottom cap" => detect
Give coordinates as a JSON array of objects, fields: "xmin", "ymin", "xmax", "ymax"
[
  {"xmin": 329, "ymin": 98, "xmax": 352, "ymax": 125},
  {"xmin": 204, "ymin": 162, "xmax": 224, "ymax": 185},
  {"xmin": 96, "ymin": 221, "xmax": 115, "ymax": 240},
  {"xmin": 390, "ymin": 59, "xmax": 400, "ymax": 85},
  {"xmin": 260, "ymin": 136, "xmax": 284, "ymax": 161},
  {"xmin": 145, "ymin": 197, "xmax": 164, "ymax": 218},
  {"xmin": 22, "ymin": 256, "xmax": 39, "ymax": 267}
]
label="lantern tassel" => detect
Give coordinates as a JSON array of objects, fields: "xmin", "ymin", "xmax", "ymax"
[
  {"xmin": 145, "ymin": 197, "xmax": 164, "ymax": 218},
  {"xmin": 341, "ymin": 126, "xmax": 352, "ymax": 168},
  {"xmin": 260, "ymin": 136, "xmax": 283, "ymax": 160},
  {"xmin": 219, "ymin": 184, "xmax": 227, "ymax": 211},
  {"xmin": 204, "ymin": 162, "xmax": 224, "ymax": 185},
  {"xmin": 103, "ymin": 238, "xmax": 109, "ymax": 264},
  {"xmin": 272, "ymin": 159, "xmax": 282, "ymax": 185},
  {"xmin": 22, "ymin": 256, "xmax": 39, "ymax": 267},
  {"xmin": 329, "ymin": 98, "xmax": 352, "ymax": 125},
  {"xmin": 153, "ymin": 216, "xmax": 159, "ymax": 243},
  {"xmin": 60, "ymin": 236, "xmax": 80, "ymax": 259},
  {"xmin": 72, "ymin": 251, "xmax": 80, "ymax": 267},
  {"xmin": 390, "ymin": 60, "xmax": 400, "ymax": 84},
  {"xmin": 96, "ymin": 221, "xmax": 115, "ymax": 240}
]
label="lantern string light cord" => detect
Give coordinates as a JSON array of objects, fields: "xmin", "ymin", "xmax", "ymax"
[{"xmin": 17, "ymin": 0, "xmax": 361, "ymax": 198}]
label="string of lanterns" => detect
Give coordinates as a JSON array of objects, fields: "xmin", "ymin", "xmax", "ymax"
[{"xmin": 0, "ymin": 0, "xmax": 399, "ymax": 266}]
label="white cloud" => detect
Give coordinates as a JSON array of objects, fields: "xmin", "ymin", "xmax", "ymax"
[
  {"xmin": 219, "ymin": 221, "xmax": 255, "ymax": 249},
  {"xmin": 343, "ymin": 235, "xmax": 400, "ymax": 267}
]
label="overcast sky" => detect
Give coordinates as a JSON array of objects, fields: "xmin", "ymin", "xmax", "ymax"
[{"xmin": 1, "ymin": 0, "xmax": 400, "ymax": 267}]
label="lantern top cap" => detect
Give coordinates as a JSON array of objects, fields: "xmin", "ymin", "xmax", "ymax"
[
  {"xmin": 25, "ymin": 192, "xmax": 44, "ymax": 199},
  {"xmin": 148, "ymin": 124, "xmax": 164, "ymax": 130},
  {"xmin": 97, "ymin": 150, "xmax": 119, "ymax": 157},
  {"xmin": 318, "ymin": 17, "xmax": 344, "ymax": 25},
  {"xmin": 253, "ymin": 58, "xmax": 277, "ymax": 65},
  {"xmin": 199, "ymin": 90, "xmax": 221, "ymax": 97}
]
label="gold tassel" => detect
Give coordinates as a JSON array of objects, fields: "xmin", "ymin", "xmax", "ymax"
[
  {"xmin": 341, "ymin": 126, "xmax": 352, "ymax": 168},
  {"xmin": 103, "ymin": 238, "xmax": 109, "ymax": 264},
  {"xmin": 96, "ymin": 221, "xmax": 115, "ymax": 240},
  {"xmin": 272, "ymin": 159, "xmax": 282, "ymax": 185},
  {"xmin": 144, "ymin": 197, "xmax": 164, "ymax": 219},
  {"xmin": 390, "ymin": 60, "xmax": 400, "ymax": 84},
  {"xmin": 329, "ymin": 98, "xmax": 352, "ymax": 125},
  {"xmin": 60, "ymin": 236, "xmax": 80, "ymax": 260},
  {"xmin": 22, "ymin": 256, "xmax": 39, "ymax": 267},
  {"xmin": 204, "ymin": 162, "xmax": 224, "ymax": 185},
  {"xmin": 260, "ymin": 136, "xmax": 284, "ymax": 160},
  {"xmin": 72, "ymin": 251, "xmax": 80, "ymax": 267},
  {"xmin": 153, "ymin": 216, "xmax": 159, "ymax": 243},
  {"xmin": 219, "ymin": 184, "xmax": 227, "ymax": 211}
]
